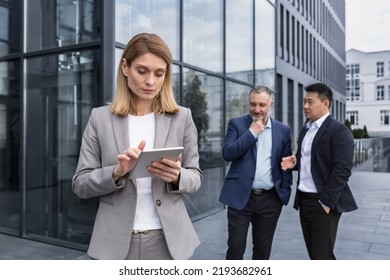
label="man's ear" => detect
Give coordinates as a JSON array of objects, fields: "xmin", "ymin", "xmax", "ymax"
[
  {"xmin": 121, "ymin": 58, "xmax": 128, "ymax": 76},
  {"xmin": 324, "ymin": 99, "xmax": 330, "ymax": 109}
]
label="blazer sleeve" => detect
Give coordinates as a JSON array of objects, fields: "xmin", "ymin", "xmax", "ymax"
[
  {"xmin": 72, "ymin": 108, "xmax": 124, "ymax": 199},
  {"xmin": 223, "ymin": 118, "xmax": 257, "ymax": 162},
  {"xmin": 317, "ymin": 123, "xmax": 354, "ymax": 208},
  {"xmin": 280, "ymin": 126, "xmax": 293, "ymax": 187},
  {"xmin": 167, "ymin": 108, "xmax": 202, "ymax": 194}
]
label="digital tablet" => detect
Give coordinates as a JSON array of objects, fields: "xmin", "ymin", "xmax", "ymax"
[{"xmin": 129, "ymin": 147, "xmax": 184, "ymax": 179}]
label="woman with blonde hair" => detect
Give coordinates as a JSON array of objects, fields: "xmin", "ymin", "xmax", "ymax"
[{"xmin": 72, "ymin": 33, "xmax": 202, "ymax": 260}]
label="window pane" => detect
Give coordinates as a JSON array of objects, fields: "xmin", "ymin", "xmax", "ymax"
[
  {"xmin": 0, "ymin": 60, "xmax": 20, "ymax": 232},
  {"xmin": 225, "ymin": 81, "xmax": 251, "ymax": 126},
  {"xmin": 26, "ymin": 0, "xmax": 101, "ymax": 51},
  {"xmin": 226, "ymin": 0, "xmax": 253, "ymax": 82},
  {"xmin": 115, "ymin": 0, "xmax": 180, "ymax": 60},
  {"xmin": 172, "ymin": 64, "xmax": 180, "ymax": 103},
  {"xmin": 25, "ymin": 49, "xmax": 100, "ymax": 244},
  {"xmin": 183, "ymin": 0, "xmax": 223, "ymax": 73},
  {"xmin": 0, "ymin": 2, "xmax": 21, "ymax": 56},
  {"xmin": 377, "ymin": 62, "xmax": 384, "ymax": 77},
  {"xmin": 182, "ymin": 68, "xmax": 224, "ymax": 217},
  {"xmin": 255, "ymin": 0, "xmax": 276, "ymax": 90}
]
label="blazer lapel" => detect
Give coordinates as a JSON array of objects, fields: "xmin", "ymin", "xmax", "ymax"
[
  {"xmin": 311, "ymin": 115, "xmax": 331, "ymax": 158},
  {"xmin": 112, "ymin": 114, "xmax": 138, "ymax": 187},
  {"xmin": 151, "ymin": 113, "xmax": 172, "ymax": 192},
  {"xmin": 111, "ymin": 113, "xmax": 172, "ymax": 150},
  {"xmin": 296, "ymin": 126, "xmax": 308, "ymax": 162},
  {"xmin": 154, "ymin": 113, "xmax": 172, "ymax": 149},
  {"xmin": 244, "ymin": 115, "xmax": 257, "ymax": 159},
  {"xmin": 112, "ymin": 114, "xmax": 129, "ymax": 153},
  {"xmin": 270, "ymin": 118, "xmax": 278, "ymax": 167}
]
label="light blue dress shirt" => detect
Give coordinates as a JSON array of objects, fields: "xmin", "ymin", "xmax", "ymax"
[{"xmin": 250, "ymin": 118, "xmax": 273, "ymax": 190}]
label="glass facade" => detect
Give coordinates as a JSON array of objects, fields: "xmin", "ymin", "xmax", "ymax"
[
  {"xmin": 183, "ymin": 0, "xmax": 224, "ymax": 73},
  {"xmin": 26, "ymin": 0, "xmax": 101, "ymax": 51},
  {"xmin": 182, "ymin": 68, "xmax": 224, "ymax": 216},
  {"xmin": 226, "ymin": 0, "xmax": 254, "ymax": 83},
  {"xmin": 255, "ymin": 0, "xmax": 276, "ymax": 89},
  {"xmin": 115, "ymin": 0, "xmax": 180, "ymax": 60},
  {"xmin": 25, "ymin": 49, "xmax": 100, "ymax": 244},
  {"xmin": 0, "ymin": 0, "xmax": 276, "ymax": 250},
  {"xmin": 0, "ymin": 1, "xmax": 21, "ymax": 56},
  {"xmin": 0, "ymin": 59, "xmax": 20, "ymax": 233}
]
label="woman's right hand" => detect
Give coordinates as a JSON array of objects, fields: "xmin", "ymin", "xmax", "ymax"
[{"xmin": 112, "ymin": 140, "xmax": 146, "ymax": 181}]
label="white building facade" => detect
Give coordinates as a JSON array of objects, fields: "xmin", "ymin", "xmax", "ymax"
[{"xmin": 346, "ymin": 49, "xmax": 390, "ymax": 137}]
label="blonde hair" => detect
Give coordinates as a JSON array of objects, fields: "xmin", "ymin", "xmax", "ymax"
[{"xmin": 109, "ymin": 33, "xmax": 179, "ymax": 116}]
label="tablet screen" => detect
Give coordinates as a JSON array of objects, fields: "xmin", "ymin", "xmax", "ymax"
[{"xmin": 128, "ymin": 147, "xmax": 184, "ymax": 179}]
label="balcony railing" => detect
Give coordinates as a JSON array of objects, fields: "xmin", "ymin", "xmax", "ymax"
[{"xmin": 353, "ymin": 138, "xmax": 390, "ymax": 172}]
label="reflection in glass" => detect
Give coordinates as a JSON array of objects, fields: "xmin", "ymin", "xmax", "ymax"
[
  {"xmin": 183, "ymin": 0, "xmax": 223, "ymax": 73},
  {"xmin": 172, "ymin": 64, "xmax": 180, "ymax": 103},
  {"xmin": 26, "ymin": 0, "xmax": 101, "ymax": 51},
  {"xmin": 115, "ymin": 0, "xmax": 180, "ymax": 60},
  {"xmin": 226, "ymin": 0, "xmax": 253, "ymax": 83},
  {"xmin": 25, "ymin": 50, "xmax": 100, "ymax": 244},
  {"xmin": 0, "ymin": 1, "xmax": 21, "ymax": 56},
  {"xmin": 255, "ymin": 0, "xmax": 276, "ymax": 90},
  {"xmin": 114, "ymin": 47, "xmax": 124, "ymax": 98},
  {"xmin": 0, "ymin": 60, "xmax": 20, "ymax": 232},
  {"xmin": 225, "ymin": 81, "xmax": 251, "ymax": 127},
  {"xmin": 182, "ymin": 69, "xmax": 224, "ymax": 217}
]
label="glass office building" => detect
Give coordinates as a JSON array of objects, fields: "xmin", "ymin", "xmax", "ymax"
[
  {"xmin": 0, "ymin": 0, "xmax": 276, "ymax": 250},
  {"xmin": 276, "ymin": 0, "xmax": 347, "ymax": 142}
]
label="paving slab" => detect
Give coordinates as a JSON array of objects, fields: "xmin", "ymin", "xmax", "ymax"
[{"xmin": 0, "ymin": 171, "xmax": 389, "ymax": 260}]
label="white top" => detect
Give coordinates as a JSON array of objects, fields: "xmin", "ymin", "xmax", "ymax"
[
  {"xmin": 298, "ymin": 112, "xmax": 330, "ymax": 193},
  {"xmin": 128, "ymin": 113, "xmax": 162, "ymax": 230}
]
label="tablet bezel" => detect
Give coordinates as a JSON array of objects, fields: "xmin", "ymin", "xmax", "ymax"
[{"xmin": 128, "ymin": 147, "xmax": 184, "ymax": 179}]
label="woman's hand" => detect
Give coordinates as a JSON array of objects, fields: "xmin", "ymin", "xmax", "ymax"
[
  {"xmin": 112, "ymin": 140, "xmax": 146, "ymax": 181},
  {"xmin": 147, "ymin": 155, "xmax": 182, "ymax": 184}
]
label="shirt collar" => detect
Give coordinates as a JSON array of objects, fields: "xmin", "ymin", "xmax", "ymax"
[
  {"xmin": 306, "ymin": 112, "xmax": 329, "ymax": 130},
  {"xmin": 264, "ymin": 117, "xmax": 272, "ymax": 129}
]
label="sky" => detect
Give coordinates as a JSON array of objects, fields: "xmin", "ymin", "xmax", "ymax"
[{"xmin": 345, "ymin": 0, "xmax": 390, "ymax": 52}]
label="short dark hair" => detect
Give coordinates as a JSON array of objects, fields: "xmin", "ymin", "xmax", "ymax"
[{"xmin": 304, "ymin": 83, "xmax": 333, "ymax": 108}]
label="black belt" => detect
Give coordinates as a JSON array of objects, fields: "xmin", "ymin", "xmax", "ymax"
[
  {"xmin": 297, "ymin": 189, "xmax": 318, "ymax": 199},
  {"xmin": 251, "ymin": 188, "xmax": 273, "ymax": 195}
]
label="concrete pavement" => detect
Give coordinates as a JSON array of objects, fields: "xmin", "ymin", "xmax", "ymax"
[
  {"xmin": 0, "ymin": 171, "xmax": 389, "ymax": 260},
  {"xmin": 191, "ymin": 170, "xmax": 390, "ymax": 260}
]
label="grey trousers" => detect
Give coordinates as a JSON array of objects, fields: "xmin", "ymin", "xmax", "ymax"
[{"xmin": 126, "ymin": 229, "xmax": 173, "ymax": 260}]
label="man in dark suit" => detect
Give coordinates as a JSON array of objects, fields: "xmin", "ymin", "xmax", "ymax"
[
  {"xmin": 219, "ymin": 86, "xmax": 293, "ymax": 260},
  {"xmin": 281, "ymin": 83, "xmax": 358, "ymax": 260}
]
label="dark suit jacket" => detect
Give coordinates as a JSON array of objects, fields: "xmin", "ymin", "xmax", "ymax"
[
  {"xmin": 219, "ymin": 114, "xmax": 293, "ymax": 210},
  {"xmin": 293, "ymin": 115, "xmax": 358, "ymax": 213}
]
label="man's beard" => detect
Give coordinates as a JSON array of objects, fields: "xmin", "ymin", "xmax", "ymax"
[{"xmin": 251, "ymin": 114, "xmax": 265, "ymax": 122}]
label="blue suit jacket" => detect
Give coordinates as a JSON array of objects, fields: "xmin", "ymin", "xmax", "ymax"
[
  {"xmin": 219, "ymin": 115, "xmax": 293, "ymax": 210},
  {"xmin": 293, "ymin": 115, "xmax": 358, "ymax": 213}
]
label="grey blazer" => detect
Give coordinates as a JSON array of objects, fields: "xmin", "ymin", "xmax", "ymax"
[{"xmin": 72, "ymin": 105, "xmax": 202, "ymax": 260}]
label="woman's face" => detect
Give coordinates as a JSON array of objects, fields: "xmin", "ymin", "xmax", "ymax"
[{"xmin": 122, "ymin": 52, "xmax": 167, "ymax": 105}]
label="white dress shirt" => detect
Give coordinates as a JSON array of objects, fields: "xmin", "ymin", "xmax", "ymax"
[{"xmin": 298, "ymin": 112, "xmax": 329, "ymax": 193}]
